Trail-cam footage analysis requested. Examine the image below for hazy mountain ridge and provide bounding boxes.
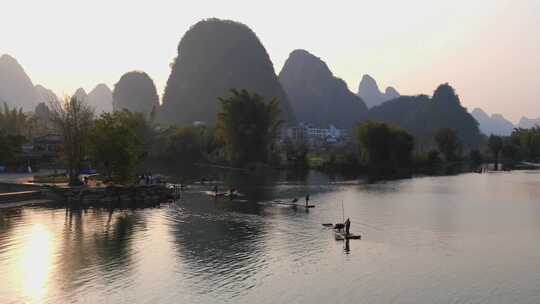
[518,116,540,129]
[87,83,113,114]
[73,88,88,102]
[0,54,39,110]
[279,49,367,129]
[34,84,60,106]
[470,108,514,136]
[160,18,294,125]
[357,74,400,108]
[368,84,481,147]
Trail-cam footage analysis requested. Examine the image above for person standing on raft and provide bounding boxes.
[305,194,310,207]
[344,218,351,236]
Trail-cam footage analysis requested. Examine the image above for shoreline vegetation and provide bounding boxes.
[2,88,540,195]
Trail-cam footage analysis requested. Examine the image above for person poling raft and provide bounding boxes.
[322,219,361,240]
[268,195,315,208]
[205,185,243,198]
[334,218,361,240]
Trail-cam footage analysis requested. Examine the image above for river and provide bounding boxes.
[1,170,540,303]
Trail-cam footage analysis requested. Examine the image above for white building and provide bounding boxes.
[283,123,347,144]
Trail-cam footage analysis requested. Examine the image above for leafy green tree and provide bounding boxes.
[427,150,442,166]
[282,137,309,168]
[511,127,540,161]
[501,139,520,163]
[356,121,414,168]
[216,89,282,165]
[88,110,141,183]
[50,96,94,185]
[487,135,503,170]
[0,133,26,164]
[469,149,483,166]
[165,127,203,162]
[151,125,218,163]
[0,102,34,138]
[435,128,461,161]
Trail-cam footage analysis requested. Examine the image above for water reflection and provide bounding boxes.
[1,171,540,303]
[168,193,267,297]
[55,208,145,295]
[19,224,54,303]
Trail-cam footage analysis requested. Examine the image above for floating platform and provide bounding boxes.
[265,200,315,208]
[334,231,361,240]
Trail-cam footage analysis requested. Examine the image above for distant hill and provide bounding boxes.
[471,108,514,136]
[368,83,481,148]
[113,71,159,117]
[518,116,540,129]
[0,54,39,110]
[357,74,400,108]
[279,49,367,129]
[34,84,60,106]
[73,88,88,102]
[160,18,294,125]
[87,83,113,114]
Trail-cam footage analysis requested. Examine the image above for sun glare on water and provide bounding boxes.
[18,224,55,303]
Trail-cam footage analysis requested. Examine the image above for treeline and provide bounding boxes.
[0,102,43,165]
[486,128,540,168]
[28,89,287,185]
[4,88,539,184]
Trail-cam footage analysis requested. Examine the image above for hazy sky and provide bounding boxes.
[1,0,538,122]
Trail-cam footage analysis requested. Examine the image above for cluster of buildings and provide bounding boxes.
[0,134,63,172]
[282,123,349,145]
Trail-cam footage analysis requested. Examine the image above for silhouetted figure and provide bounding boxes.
[212,185,218,195]
[228,188,237,199]
[305,194,310,207]
[344,239,350,254]
[345,218,351,236]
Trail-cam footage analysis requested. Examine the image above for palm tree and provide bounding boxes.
[216,89,282,165]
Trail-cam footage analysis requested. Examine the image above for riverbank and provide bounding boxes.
[44,184,179,208]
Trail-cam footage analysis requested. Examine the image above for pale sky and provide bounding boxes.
[1,0,538,123]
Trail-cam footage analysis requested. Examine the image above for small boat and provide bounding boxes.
[334,230,361,240]
[270,200,315,208]
[205,191,227,197]
[205,191,244,198]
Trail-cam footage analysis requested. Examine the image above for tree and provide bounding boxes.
[216,89,282,165]
[487,135,503,170]
[0,133,25,164]
[356,121,414,168]
[50,96,94,185]
[0,102,33,137]
[435,128,461,161]
[164,126,204,163]
[283,137,309,168]
[469,149,483,167]
[511,127,540,161]
[88,110,142,183]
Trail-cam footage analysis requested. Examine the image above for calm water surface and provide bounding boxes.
[1,171,540,303]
